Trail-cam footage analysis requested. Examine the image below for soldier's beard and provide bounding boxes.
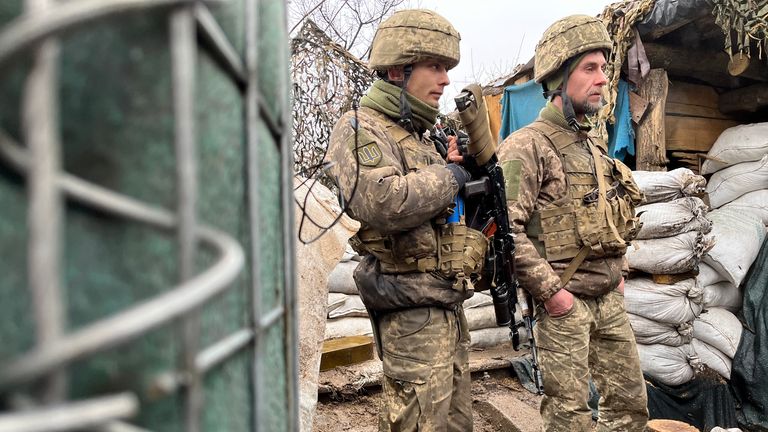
[573,97,604,116]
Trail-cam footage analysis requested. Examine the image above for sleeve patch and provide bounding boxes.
[501,159,523,201]
[347,130,382,167]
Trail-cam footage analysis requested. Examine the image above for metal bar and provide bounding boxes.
[243,0,263,429]
[278,2,300,429]
[148,328,255,398]
[23,0,66,404]
[194,3,247,86]
[0,393,138,432]
[259,306,283,329]
[170,5,202,432]
[0,132,245,390]
[98,421,153,432]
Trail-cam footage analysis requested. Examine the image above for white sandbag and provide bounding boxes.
[704,208,766,286]
[465,304,500,331]
[697,262,726,287]
[722,189,768,225]
[464,291,494,309]
[702,122,768,175]
[702,281,741,313]
[294,177,360,432]
[328,294,368,319]
[324,317,373,339]
[706,155,768,208]
[692,307,743,358]
[692,338,732,380]
[624,277,704,324]
[629,313,693,346]
[627,231,715,274]
[470,326,519,349]
[635,197,711,240]
[637,343,699,386]
[632,168,706,204]
[327,293,348,314]
[327,259,359,294]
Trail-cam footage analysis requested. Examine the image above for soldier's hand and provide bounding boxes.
[446,163,471,189]
[446,135,464,163]
[544,289,574,317]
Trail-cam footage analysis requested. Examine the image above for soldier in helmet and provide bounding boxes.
[496,15,648,431]
[325,9,486,432]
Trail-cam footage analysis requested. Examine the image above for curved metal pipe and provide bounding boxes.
[0,393,139,432]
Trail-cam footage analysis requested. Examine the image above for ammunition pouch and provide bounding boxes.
[437,223,488,293]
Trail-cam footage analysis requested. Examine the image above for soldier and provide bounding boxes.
[325,9,487,432]
[496,15,649,431]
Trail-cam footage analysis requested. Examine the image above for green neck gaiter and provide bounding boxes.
[360,80,439,133]
[540,101,591,131]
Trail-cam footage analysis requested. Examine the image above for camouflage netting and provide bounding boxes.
[291,20,375,178]
[597,0,656,139]
[712,0,768,59]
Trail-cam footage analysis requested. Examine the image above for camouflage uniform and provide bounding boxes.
[326,9,477,432]
[496,15,649,432]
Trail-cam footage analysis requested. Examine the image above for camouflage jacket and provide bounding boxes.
[497,118,629,302]
[326,106,459,275]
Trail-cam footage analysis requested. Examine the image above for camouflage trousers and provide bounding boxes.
[534,290,648,432]
[377,305,472,432]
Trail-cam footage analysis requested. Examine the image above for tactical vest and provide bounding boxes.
[349,108,487,287]
[524,120,644,269]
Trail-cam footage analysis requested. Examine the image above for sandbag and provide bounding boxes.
[629,313,693,346]
[702,281,741,313]
[627,231,714,274]
[324,317,373,339]
[464,291,494,309]
[637,343,700,386]
[625,277,704,324]
[697,262,726,287]
[465,304,500,331]
[327,259,359,294]
[327,292,348,314]
[692,338,732,380]
[721,189,768,225]
[692,308,743,358]
[469,326,519,349]
[632,168,706,204]
[328,294,368,319]
[706,155,768,209]
[704,208,766,287]
[635,197,711,240]
[702,122,768,175]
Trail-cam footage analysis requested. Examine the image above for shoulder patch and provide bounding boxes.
[347,130,382,167]
[501,159,523,201]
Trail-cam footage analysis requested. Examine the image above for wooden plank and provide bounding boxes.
[665,116,739,152]
[320,336,374,371]
[628,91,649,124]
[636,69,669,171]
[484,94,503,144]
[719,83,768,113]
[666,81,719,107]
[647,419,700,432]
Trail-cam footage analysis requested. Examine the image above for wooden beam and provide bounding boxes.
[719,83,768,113]
[665,116,739,152]
[644,43,768,88]
[636,69,669,171]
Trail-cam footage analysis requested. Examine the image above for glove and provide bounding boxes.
[446,163,471,189]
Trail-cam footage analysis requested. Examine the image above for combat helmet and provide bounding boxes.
[369,9,461,71]
[534,14,611,84]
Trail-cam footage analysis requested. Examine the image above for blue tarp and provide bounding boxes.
[499,80,546,141]
[606,79,635,161]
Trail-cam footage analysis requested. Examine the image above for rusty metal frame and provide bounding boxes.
[0,0,296,430]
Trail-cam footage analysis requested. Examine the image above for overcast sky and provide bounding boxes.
[412,0,613,112]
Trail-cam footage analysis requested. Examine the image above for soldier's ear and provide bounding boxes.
[387,67,404,82]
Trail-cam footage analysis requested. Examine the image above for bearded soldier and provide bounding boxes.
[496,15,649,431]
[325,9,487,432]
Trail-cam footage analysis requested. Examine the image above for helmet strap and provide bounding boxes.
[558,60,582,132]
[398,65,415,133]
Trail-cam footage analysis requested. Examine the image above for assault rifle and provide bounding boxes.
[453,84,544,395]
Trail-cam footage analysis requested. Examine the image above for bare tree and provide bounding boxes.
[288,0,410,59]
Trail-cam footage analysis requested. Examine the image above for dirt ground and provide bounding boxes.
[312,369,541,432]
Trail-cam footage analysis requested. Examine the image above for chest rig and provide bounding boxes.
[524,120,644,281]
[350,109,486,291]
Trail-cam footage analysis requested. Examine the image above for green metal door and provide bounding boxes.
[0,1,296,431]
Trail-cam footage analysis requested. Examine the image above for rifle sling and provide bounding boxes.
[559,245,590,286]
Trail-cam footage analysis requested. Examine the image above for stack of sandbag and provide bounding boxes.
[703,123,768,220]
[324,266,514,349]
